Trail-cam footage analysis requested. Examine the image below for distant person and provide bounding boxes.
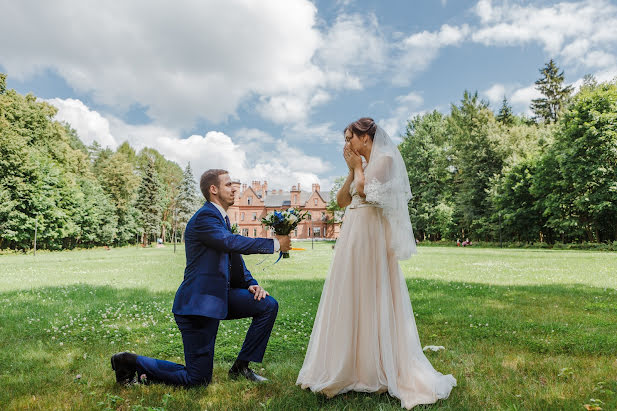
[296,118,456,408]
[456,238,461,247]
[111,169,291,387]
[462,238,472,247]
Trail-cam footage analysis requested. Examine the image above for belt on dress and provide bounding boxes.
[347,203,375,209]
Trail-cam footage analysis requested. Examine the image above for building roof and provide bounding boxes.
[263,190,331,207]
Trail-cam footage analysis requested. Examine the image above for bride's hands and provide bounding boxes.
[343,143,362,170]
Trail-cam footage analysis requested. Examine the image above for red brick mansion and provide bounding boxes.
[227,180,341,240]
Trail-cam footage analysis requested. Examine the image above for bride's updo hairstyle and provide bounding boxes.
[345,117,377,141]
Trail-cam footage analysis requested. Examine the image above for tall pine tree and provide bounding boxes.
[175,162,200,241]
[496,96,514,125]
[136,156,162,245]
[531,59,573,123]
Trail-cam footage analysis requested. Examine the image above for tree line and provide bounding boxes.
[400,60,617,245]
[2,58,616,250]
[0,73,201,251]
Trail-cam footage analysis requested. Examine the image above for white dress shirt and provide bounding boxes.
[209,202,279,253]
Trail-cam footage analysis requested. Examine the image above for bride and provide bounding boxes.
[296,118,456,409]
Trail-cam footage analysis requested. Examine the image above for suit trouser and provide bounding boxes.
[135,288,278,386]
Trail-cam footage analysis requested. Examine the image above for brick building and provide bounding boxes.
[227,180,341,240]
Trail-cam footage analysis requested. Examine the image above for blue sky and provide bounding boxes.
[1,0,616,191]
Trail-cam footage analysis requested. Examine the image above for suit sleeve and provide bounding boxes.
[192,209,274,254]
[230,253,258,288]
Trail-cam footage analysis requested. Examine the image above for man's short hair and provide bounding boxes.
[200,169,228,201]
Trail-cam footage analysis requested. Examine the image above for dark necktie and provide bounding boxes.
[224,214,236,286]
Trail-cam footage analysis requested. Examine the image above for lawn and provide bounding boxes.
[1,243,616,410]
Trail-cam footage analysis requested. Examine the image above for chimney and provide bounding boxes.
[291,185,297,191]
[315,183,320,192]
[263,181,268,194]
[297,182,301,192]
[242,183,247,192]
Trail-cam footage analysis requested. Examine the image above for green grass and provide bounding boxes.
[1,243,616,410]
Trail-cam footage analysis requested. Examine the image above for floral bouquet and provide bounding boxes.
[261,208,307,258]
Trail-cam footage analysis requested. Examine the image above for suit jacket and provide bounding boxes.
[172,201,274,319]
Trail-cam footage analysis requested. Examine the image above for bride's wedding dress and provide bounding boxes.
[296,178,456,408]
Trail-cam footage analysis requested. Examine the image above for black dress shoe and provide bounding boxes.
[229,364,268,382]
[110,352,138,384]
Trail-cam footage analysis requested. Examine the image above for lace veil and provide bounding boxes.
[364,125,417,259]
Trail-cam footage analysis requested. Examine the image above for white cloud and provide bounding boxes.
[483,84,507,105]
[46,97,329,190]
[1,0,334,128]
[257,13,387,124]
[378,92,424,138]
[233,128,276,144]
[46,98,117,148]
[316,13,387,80]
[472,0,617,70]
[284,121,342,145]
[481,83,542,115]
[393,24,470,86]
[2,2,396,130]
[510,85,542,109]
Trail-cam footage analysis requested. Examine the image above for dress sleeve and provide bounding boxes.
[364,155,394,206]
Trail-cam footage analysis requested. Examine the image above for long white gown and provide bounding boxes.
[296,181,456,409]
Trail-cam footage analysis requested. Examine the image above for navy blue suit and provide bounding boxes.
[135,201,278,386]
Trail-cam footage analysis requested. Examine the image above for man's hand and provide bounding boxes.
[248,285,269,301]
[276,235,291,252]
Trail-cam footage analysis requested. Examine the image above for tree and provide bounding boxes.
[496,96,514,126]
[135,156,163,245]
[137,148,182,242]
[549,80,617,242]
[449,91,504,240]
[176,162,200,240]
[326,176,347,212]
[74,177,118,246]
[399,111,454,240]
[0,73,6,94]
[531,59,573,123]
[491,159,545,242]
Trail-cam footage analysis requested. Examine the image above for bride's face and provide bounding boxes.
[344,129,367,154]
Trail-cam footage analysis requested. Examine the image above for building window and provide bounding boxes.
[241,212,245,221]
[294,229,298,237]
[253,228,257,237]
[314,198,318,206]
[242,228,249,236]
[307,212,312,221]
[252,212,257,221]
[247,196,252,205]
[313,227,321,237]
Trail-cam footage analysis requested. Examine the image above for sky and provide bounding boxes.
[1,0,616,191]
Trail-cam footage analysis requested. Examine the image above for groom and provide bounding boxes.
[111,169,291,386]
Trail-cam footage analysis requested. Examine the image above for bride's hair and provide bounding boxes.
[344,117,377,141]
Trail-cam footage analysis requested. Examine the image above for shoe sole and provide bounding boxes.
[228,371,268,382]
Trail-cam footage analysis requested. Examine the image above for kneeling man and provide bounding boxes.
[111,169,290,386]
